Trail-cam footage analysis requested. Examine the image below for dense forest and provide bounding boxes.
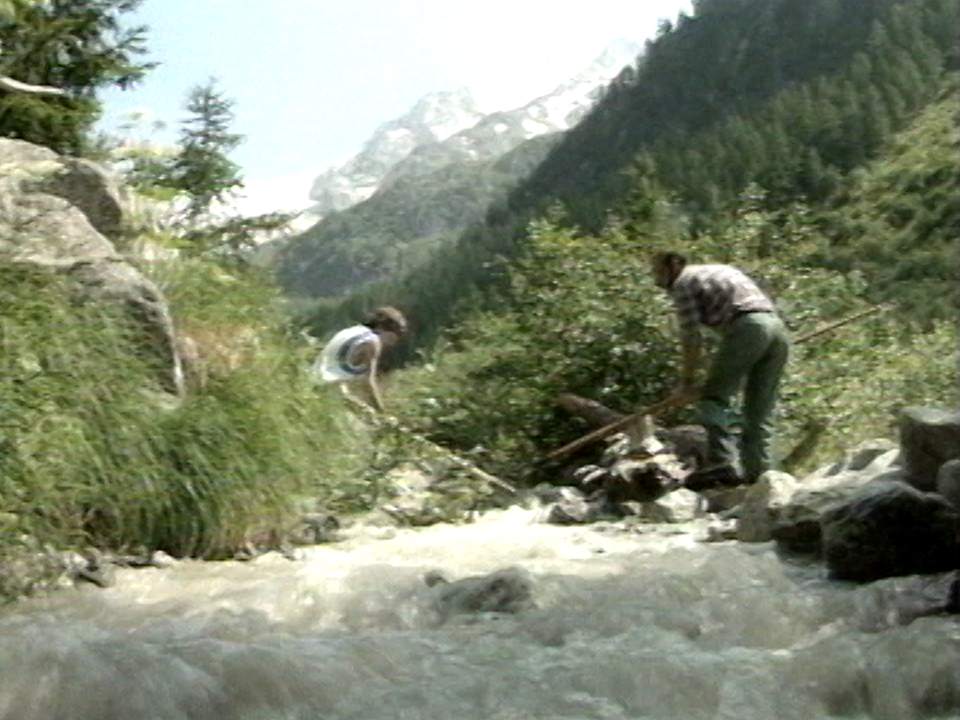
[299,0,958,350]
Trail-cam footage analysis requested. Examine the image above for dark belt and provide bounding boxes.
[729,308,775,323]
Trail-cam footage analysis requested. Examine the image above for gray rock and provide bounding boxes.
[426,567,535,623]
[599,432,633,466]
[605,452,683,504]
[571,464,609,489]
[546,488,603,525]
[702,519,739,543]
[0,138,123,240]
[846,439,899,472]
[526,483,570,506]
[771,468,879,556]
[423,569,448,587]
[73,564,117,588]
[699,485,749,515]
[656,424,708,469]
[0,138,184,397]
[149,550,176,568]
[736,471,799,543]
[845,571,960,630]
[803,441,898,482]
[821,480,960,582]
[641,488,701,524]
[288,513,341,545]
[63,549,117,588]
[898,407,960,491]
[936,459,960,511]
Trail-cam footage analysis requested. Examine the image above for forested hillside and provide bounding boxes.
[274,133,560,299]
[301,0,958,350]
[814,87,958,319]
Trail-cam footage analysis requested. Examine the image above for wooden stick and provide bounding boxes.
[791,304,885,345]
[543,305,887,463]
[543,396,687,463]
[343,393,518,495]
[0,75,66,95]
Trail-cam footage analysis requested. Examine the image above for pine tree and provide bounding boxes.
[164,78,244,219]
[0,0,153,154]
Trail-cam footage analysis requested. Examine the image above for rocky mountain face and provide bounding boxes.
[304,40,642,222]
[307,87,486,218]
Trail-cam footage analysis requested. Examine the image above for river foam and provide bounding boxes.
[0,507,957,720]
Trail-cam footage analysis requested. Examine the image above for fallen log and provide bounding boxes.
[545,395,689,463]
[556,392,708,468]
[553,392,827,474]
[555,393,625,428]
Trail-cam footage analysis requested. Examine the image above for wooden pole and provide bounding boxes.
[343,393,518,495]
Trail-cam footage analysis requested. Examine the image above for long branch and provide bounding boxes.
[0,74,65,95]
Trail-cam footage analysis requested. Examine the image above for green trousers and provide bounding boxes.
[697,311,790,482]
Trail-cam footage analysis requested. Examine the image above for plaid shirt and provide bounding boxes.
[669,264,775,346]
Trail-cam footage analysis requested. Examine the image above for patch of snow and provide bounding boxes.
[521,118,550,135]
[233,168,319,217]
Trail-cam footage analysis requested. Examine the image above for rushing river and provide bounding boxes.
[0,506,957,720]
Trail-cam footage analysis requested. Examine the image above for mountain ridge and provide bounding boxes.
[302,39,641,223]
[268,40,643,297]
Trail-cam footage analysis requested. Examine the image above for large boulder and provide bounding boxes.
[770,441,901,555]
[898,407,960,491]
[843,570,960,630]
[0,138,183,397]
[820,480,960,582]
[423,567,535,626]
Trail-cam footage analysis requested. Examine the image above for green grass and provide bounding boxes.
[0,260,373,600]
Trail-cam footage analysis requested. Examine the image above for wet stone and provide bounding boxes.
[424,567,536,626]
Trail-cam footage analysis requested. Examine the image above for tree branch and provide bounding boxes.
[0,74,65,95]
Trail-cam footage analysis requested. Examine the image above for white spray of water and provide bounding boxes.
[0,507,957,720]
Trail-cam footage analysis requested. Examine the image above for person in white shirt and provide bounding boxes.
[312,306,408,412]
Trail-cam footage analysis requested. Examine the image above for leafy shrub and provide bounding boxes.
[388,199,957,481]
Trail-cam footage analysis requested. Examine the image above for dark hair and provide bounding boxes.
[651,251,688,268]
[363,306,408,335]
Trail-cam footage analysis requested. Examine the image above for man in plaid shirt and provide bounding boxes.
[651,252,791,490]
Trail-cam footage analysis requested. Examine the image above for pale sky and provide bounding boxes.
[98,0,692,193]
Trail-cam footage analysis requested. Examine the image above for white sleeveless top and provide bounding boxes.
[311,325,380,382]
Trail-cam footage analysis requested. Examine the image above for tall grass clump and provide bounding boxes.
[0,259,369,594]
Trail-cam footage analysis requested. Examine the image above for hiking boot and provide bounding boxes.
[683,465,743,492]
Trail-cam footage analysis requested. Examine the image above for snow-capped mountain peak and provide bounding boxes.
[246,40,642,223]
[306,86,485,213]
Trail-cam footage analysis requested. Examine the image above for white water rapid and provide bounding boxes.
[0,507,957,720]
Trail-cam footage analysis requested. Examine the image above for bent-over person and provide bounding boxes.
[650,252,790,490]
[311,306,408,412]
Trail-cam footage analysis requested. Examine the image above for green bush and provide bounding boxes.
[388,216,682,478]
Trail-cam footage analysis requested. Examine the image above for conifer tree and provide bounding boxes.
[0,0,153,154]
[164,78,243,219]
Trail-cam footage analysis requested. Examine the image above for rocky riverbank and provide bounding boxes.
[16,407,959,627]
